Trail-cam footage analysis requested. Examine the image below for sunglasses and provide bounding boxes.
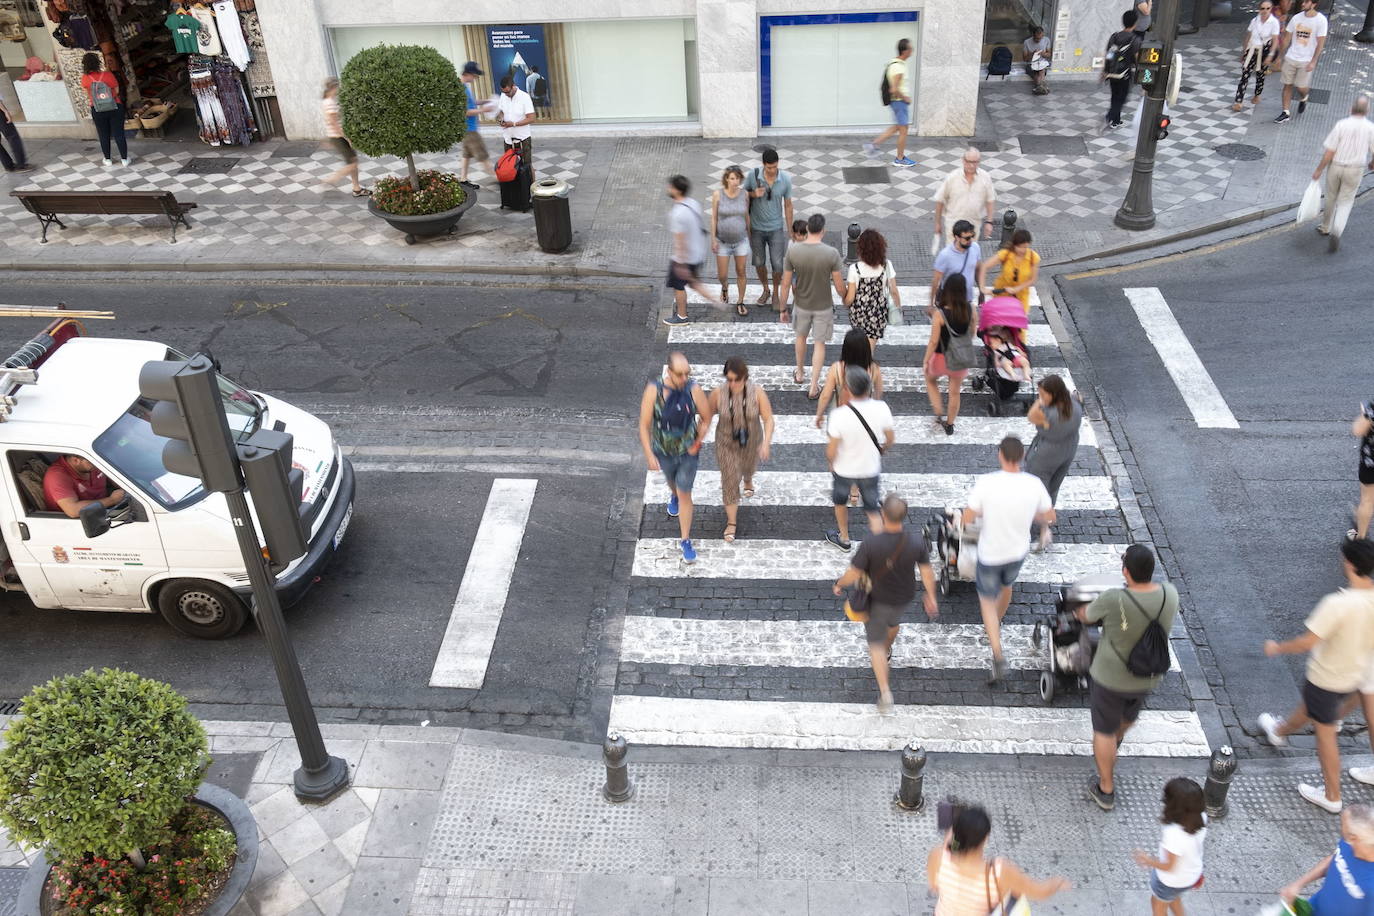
[957,234,975,241]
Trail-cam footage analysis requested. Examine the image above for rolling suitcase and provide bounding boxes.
[497,147,533,212]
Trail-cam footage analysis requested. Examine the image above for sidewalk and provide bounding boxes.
[1,715,1368,915]
[2,5,1371,280]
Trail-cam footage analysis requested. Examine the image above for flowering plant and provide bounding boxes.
[372,169,468,216]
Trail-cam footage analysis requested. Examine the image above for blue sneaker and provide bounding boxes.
[662,313,691,326]
[667,494,679,517]
[825,530,853,551]
[893,156,916,167]
[681,539,697,563]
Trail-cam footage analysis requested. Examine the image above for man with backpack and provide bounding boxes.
[864,38,915,167]
[1077,544,1179,811]
[664,174,722,325]
[638,352,714,564]
[1101,10,1142,130]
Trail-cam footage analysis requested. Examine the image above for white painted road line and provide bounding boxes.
[642,471,1117,511]
[621,618,1179,672]
[665,364,1075,394]
[687,285,1042,310]
[631,538,1126,582]
[759,414,1098,447]
[668,322,1058,348]
[607,696,1210,755]
[1125,287,1238,429]
[429,478,538,689]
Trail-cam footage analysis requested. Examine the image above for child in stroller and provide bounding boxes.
[969,295,1032,416]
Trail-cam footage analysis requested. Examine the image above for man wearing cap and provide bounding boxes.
[459,62,492,185]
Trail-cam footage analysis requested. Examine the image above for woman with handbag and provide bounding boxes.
[923,273,979,436]
[842,228,902,351]
[709,357,774,543]
[928,806,1070,915]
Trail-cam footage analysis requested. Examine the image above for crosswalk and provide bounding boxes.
[610,284,1209,757]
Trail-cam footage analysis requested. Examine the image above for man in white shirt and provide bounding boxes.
[963,436,1055,684]
[1312,95,1374,251]
[495,75,537,178]
[934,149,997,243]
[825,367,895,551]
[1274,0,1328,124]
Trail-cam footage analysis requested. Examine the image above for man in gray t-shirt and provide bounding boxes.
[778,213,845,396]
[1023,26,1051,95]
[664,174,722,326]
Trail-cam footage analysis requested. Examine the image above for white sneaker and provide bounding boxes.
[1299,782,1343,814]
[1258,712,1288,747]
[102,158,112,167]
[121,157,131,167]
[1350,766,1374,786]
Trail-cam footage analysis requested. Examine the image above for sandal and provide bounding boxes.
[793,367,805,385]
[352,187,373,197]
[735,303,748,317]
[742,482,755,499]
[756,290,771,305]
[723,523,737,543]
[807,387,821,400]
[720,285,729,304]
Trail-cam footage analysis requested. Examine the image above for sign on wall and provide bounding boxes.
[486,24,552,109]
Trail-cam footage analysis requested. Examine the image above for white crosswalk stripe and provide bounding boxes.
[760,414,1098,447]
[642,472,1117,510]
[687,285,1043,310]
[670,364,1076,393]
[668,322,1059,348]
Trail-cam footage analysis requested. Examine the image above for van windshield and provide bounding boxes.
[92,354,263,509]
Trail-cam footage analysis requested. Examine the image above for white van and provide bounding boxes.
[0,319,355,638]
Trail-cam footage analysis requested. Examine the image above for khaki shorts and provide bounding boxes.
[1281,57,1314,90]
[462,132,489,162]
[793,307,834,343]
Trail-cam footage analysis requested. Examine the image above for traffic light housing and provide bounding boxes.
[1155,114,1172,140]
[237,429,308,567]
[1136,40,1164,87]
[138,355,242,492]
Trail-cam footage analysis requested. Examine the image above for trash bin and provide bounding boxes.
[532,178,573,253]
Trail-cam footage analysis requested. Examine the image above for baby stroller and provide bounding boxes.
[969,295,1032,416]
[1030,572,1121,703]
[923,507,979,596]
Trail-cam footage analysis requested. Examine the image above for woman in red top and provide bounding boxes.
[81,52,128,166]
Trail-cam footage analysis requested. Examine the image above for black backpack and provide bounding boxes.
[987,45,1013,77]
[1112,589,1171,678]
[1105,32,1138,78]
[879,59,901,105]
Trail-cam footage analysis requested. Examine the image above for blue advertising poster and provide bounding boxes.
[486,24,551,108]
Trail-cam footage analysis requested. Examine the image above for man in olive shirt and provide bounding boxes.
[1076,544,1178,811]
[777,213,846,398]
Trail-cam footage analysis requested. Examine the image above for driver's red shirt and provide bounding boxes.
[42,457,108,511]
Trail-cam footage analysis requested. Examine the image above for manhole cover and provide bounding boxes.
[969,139,1000,152]
[1214,143,1266,161]
[841,166,890,185]
[271,141,320,159]
[0,868,24,916]
[1018,134,1088,155]
[179,156,241,175]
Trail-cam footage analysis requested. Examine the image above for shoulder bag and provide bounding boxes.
[987,859,1032,915]
[843,532,906,622]
[847,403,885,455]
[942,305,981,372]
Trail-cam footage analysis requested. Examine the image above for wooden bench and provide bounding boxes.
[10,190,197,244]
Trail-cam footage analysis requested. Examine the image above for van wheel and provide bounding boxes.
[157,580,248,639]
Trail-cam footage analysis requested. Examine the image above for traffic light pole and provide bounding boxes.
[1115,0,1182,230]
[225,487,349,802]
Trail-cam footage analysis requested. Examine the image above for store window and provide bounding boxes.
[0,0,65,122]
[983,0,1057,69]
[329,18,698,125]
[761,12,918,129]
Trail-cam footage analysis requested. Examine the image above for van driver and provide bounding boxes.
[43,456,125,519]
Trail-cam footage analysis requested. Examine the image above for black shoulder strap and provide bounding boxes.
[848,403,884,455]
[1123,587,1167,624]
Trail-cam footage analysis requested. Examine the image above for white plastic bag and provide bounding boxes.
[1296,179,1323,223]
[930,232,942,257]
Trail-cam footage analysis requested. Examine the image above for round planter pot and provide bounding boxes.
[17,781,259,916]
[367,184,479,245]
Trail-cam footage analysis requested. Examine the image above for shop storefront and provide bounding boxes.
[0,0,278,142]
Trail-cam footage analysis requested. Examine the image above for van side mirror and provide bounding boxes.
[79,502,110,539]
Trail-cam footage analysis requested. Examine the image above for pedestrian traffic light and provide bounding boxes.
[237,429,308,567]
[138,355,242,492]
[1155,114,1171,140]
[1136,40,1164,87]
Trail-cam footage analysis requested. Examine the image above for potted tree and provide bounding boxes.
[0,668,258,916]
[341,44,477,244]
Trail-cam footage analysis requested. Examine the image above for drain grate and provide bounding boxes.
[1214,143,1266,161]
[1018,134,1087,155]
[0,700,18,715]
[969,139,1000,152]
[0,867,23,916]
[841,166,890,185]
[270,141,321,159]
[179,156,241,175]
[1302,88,1331,105]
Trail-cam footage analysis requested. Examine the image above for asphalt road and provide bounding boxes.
[1058,199,1373,742]
[0,278,656,734]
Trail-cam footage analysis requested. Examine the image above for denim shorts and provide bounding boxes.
[750,227,788,273]
[657,451,699,493]
[1150,871,1194,902]
[831,474,879,511]
[890,100,911,126]
[974,557,1025,597]
[716,237,751,258]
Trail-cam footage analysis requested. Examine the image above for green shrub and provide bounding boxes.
[373,169,467,216]
[340,44,467,202]
[0,668,209,860]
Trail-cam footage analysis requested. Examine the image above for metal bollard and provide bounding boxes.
[1203,745,1237,818]
[999,209,1019,248]
[845,222,862,266]
[602,732,635,803]
[893,743,927,812]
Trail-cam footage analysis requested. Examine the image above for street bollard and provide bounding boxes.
[999,209,1018,248]
[893,743,927,812]
[1203,745,1237,818]
[845,222,862,266]
[602,732,635,803]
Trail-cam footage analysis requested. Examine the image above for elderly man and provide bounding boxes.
[43,455,125,519]
[934,148,997,243]
[1312,95,1374,252]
